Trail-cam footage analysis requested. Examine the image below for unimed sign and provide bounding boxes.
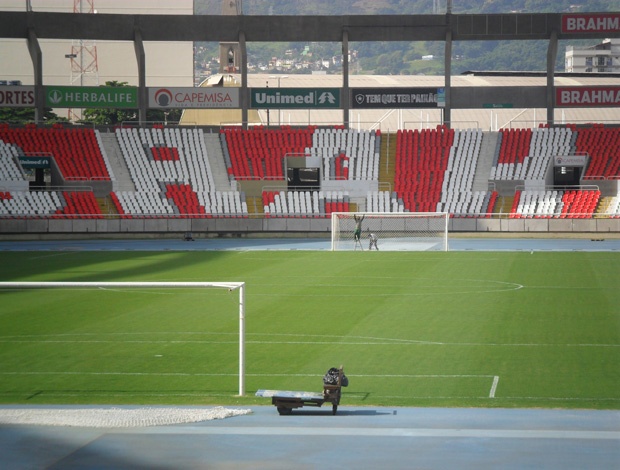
[556,87,620,107]
[251,88,340,109]
[562,14,620,33]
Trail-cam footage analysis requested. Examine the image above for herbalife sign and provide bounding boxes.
[46,86,138,108]
[251,88,339,109]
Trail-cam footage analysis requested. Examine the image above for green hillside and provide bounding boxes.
[194,1,620,75]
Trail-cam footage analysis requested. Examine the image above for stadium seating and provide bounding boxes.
[1,122,618,220]
[573,124,620,180]
[262,189,348,218]
[510,189,601,218]
[0,123,112,181]
[492,127,572,182]
[222,126,381,182]
[0,140,24,182]
[394,126,496,216]
[0,189,103,219]
[221,126,313,180]
[113,126,247,218]
[54,191,103,219]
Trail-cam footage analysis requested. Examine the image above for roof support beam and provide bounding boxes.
[342,29,350,129]
[240,29,247,129]
[3,12,617,42]
[134,26,147,123]
[26,27,44,124]
[546,29,559,125]
[444,27,453,128]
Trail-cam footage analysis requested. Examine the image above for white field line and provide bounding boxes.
[0,332,616,347]
[0,372,495,378]
[0,372,501,399]
[490,376,499,398]
[27,252,75,260]
[3,277,523,297]
[2,390,618,402]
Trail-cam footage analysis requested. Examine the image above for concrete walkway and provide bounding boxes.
[1,405,618,469]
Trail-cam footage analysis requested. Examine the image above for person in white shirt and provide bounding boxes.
[368,232,378,250]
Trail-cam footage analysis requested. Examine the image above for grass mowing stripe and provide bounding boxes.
[0,250,618,409]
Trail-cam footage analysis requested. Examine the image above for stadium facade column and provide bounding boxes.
[342,29,349,129]
[443,27,452,128]
[240,30,248,130]
[26,27,44,125]
[134,27,147,124]
[546,30,558,125]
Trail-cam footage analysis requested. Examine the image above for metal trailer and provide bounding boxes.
[256,366,345,415]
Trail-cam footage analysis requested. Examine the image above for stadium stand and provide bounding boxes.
[0,140,24,182]
[574,124,620,180]
[112,126,247,218]
[221,125,381,183]
[1,123,619,220]
[0,123,112,181]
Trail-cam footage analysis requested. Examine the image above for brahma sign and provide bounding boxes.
[556,87,620,107]
[562,14,620,33]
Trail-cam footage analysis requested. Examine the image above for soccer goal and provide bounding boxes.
[331,212,449,251]
[0,281,247,396]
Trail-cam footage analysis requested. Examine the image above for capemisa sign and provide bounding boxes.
[352,88,439,109]
[149,87,239,108]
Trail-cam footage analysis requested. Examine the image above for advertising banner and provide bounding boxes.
[46,86,137,108]
[0,86,35,107]
[251,88,340,109]
[562,14,620,33]
[556,87,620,107]
[18,156,51,169]
[351,88,439,109]
[554,155,588,167]
[149,87,239,108]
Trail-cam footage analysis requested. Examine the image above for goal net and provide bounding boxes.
[331,212,449,251]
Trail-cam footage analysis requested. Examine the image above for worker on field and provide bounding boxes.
[353,214,364,250]
[368,231,379,250]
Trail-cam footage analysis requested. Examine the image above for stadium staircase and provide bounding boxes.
[472,132,497,192]
[246,196,264,217]
[203,133,233,192]
[96,196,117,216]
[379,132,396,191]
[99,132,133,191]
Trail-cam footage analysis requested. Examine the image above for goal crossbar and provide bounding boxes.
[0,281,247,396]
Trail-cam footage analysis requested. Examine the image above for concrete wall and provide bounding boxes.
[2,216,619,235]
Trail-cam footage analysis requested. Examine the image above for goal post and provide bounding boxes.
[331,212,449,251]
[0,281,247,396]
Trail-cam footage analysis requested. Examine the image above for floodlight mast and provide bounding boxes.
[0,281,246,396]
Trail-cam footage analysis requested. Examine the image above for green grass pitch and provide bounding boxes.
[0,250,618,410]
